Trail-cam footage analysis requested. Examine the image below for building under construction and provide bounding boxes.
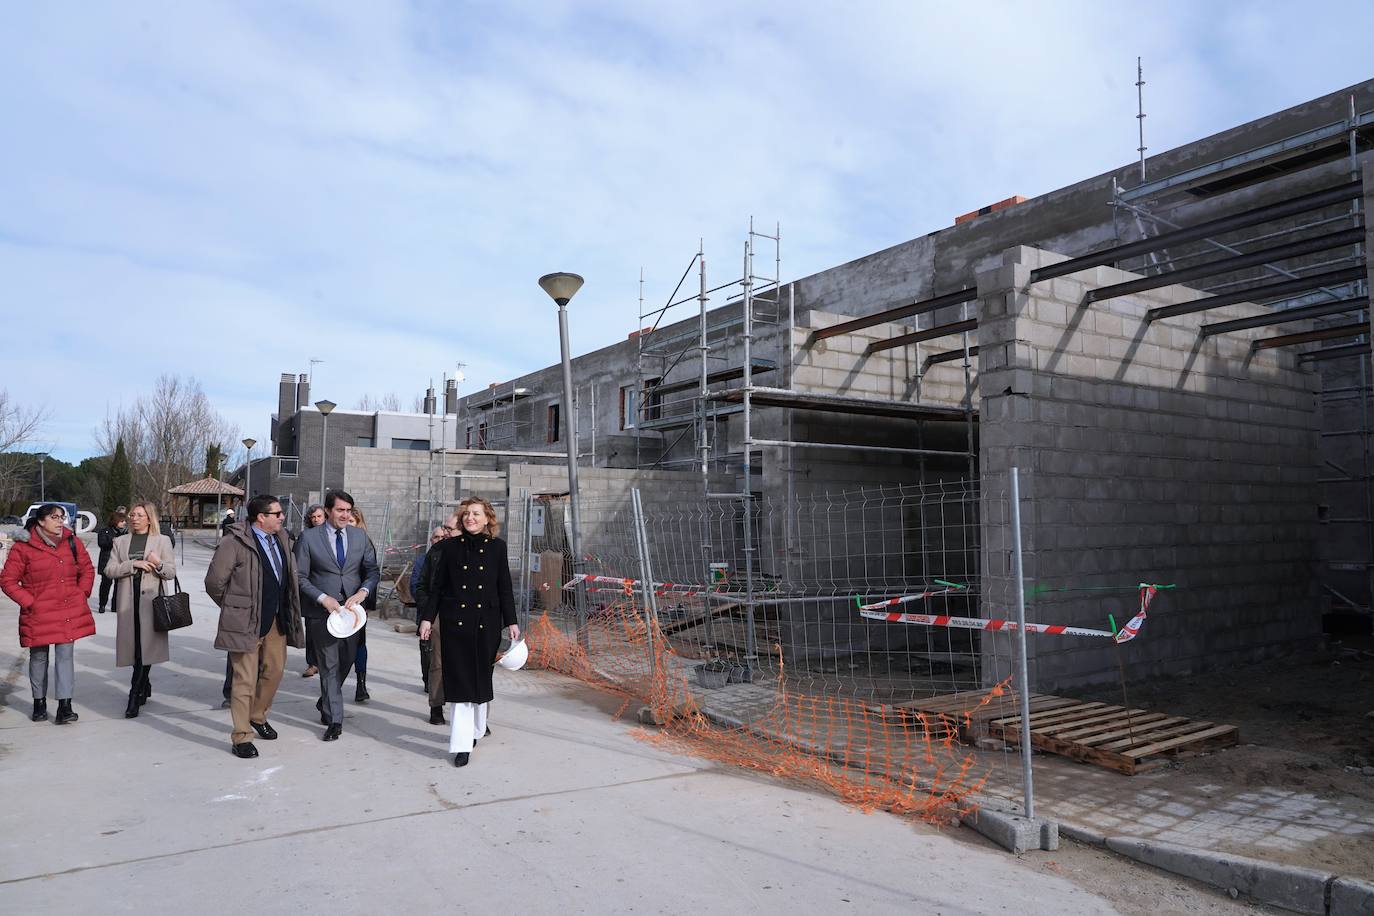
[421,79,1374,690]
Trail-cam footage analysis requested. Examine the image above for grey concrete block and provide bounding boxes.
[960,805,1058,855]
[1331,875,1374,915]
[1103,837,1332,914]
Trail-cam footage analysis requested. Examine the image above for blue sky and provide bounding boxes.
[5,1,1373,463]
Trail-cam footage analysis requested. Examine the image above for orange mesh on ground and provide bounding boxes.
[526,603,1003,824]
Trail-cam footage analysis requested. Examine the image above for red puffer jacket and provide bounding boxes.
[1,527,97,648]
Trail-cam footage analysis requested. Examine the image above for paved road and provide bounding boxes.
[0,537,1142,915]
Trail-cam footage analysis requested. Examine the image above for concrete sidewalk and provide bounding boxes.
[1,538,1142,916]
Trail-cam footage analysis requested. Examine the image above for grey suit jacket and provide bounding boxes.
[294,524,381,620]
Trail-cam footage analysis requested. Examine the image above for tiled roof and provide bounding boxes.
[166,476,245,496]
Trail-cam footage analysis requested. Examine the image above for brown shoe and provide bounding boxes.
[302,666,318,678]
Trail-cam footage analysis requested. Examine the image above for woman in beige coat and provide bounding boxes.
[105,501,177,718]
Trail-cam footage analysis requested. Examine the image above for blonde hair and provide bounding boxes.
[350,506,367,531]
[130,500,162,540]
[458,496,500,537]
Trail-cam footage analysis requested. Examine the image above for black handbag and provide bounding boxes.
[152,576,193,632]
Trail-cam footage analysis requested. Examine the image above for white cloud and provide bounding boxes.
[3,0,1372,460]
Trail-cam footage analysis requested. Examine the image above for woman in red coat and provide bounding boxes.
[0,504,96,724]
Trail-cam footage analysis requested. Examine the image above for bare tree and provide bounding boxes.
[355,392,403,412]
[94,375,239,509]
[0,390,48,506]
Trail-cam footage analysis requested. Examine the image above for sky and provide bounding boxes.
[4,1,1374,464]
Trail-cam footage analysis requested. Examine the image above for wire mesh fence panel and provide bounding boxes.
[513,477,1049,822]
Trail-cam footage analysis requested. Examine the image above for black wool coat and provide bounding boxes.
[419,532,517,704]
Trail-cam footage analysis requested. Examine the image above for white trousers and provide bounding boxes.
[448,701,488,753]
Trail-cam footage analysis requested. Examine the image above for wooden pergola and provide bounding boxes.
[166,477,244,529]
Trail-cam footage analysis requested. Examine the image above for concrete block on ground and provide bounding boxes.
[1331,876,1374,915]
[960,805,1058,855]
[1103,837,1332,914]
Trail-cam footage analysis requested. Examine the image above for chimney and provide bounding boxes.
[277,374,297,454]
[444,378,458,415]
[296,376,311,410]
[424,386,437,415]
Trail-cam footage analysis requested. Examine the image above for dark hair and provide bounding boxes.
[25,504,64,531]
[246,494,281,525]
[304,504,325,527]
[324,490,355,510]
[108,510,127,526]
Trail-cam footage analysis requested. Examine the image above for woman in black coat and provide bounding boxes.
[418,496,518,768]
[95,510,126,613]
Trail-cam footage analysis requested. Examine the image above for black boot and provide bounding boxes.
[140,666,152,704]
[31,698,47,722]
[55,699,78,724]
[124,688,141,718]
[354,673,370,703]
[429,705,447,725]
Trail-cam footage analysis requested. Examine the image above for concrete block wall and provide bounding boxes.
[978,245,1322,690]
[793,310,975,408]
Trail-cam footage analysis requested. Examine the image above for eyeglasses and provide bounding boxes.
[442,525,457,532]
[266,511,285,517]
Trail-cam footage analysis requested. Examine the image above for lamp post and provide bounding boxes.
[315,400,336,499]
[242,438,257,505]
[37,453,48,501]
[538,272,588,649]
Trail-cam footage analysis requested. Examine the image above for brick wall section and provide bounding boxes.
[978,245,1322,690]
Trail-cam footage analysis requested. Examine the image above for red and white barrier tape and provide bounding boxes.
[860,584,1156,644]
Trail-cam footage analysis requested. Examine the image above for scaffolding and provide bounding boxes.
[631,220,982,672]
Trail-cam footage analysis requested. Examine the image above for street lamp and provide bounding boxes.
[242,438,257,505]
[37,452,48,501]
[538,272,588,648]
[314,400,336,499]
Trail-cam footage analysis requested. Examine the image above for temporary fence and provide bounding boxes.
[498,469,1173,822]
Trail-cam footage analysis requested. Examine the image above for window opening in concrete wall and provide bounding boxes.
[620,385,637,430]
[477,423,487,449]
[355,437,374,447]
[548,403,561,443]
[390,437,430,451]
[278,457,298,478]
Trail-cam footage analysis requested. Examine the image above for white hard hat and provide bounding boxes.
[497,638,528,671]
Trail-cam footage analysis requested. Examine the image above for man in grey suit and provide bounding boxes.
[294,490,379,741]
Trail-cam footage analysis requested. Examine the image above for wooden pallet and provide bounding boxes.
[984,699,1239,775]
[867,689,1078,736]
[873,689,1239,775]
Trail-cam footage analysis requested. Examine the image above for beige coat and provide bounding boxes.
[106,533,177,667]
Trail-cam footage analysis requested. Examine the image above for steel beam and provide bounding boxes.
[1146,265,1366,322]
[925,345,981,366]
[809,287,978,342]
[1085,226,1365,304]
[1253,322,1366,351]
[1200,296,1368,337]
[867,318,977,353]
[1031,180,1363,284]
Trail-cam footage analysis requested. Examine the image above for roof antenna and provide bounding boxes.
[1136,56,1147,183]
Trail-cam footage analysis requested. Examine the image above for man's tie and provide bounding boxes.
[334,528,346,569]
[266,536,282,581]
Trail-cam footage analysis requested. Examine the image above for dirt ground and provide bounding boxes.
[1069,637,1374,804]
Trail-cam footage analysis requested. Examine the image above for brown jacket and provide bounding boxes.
[205,522,305,653]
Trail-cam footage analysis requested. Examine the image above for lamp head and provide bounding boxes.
[315,399,337,417]
[538,272,584,306]
[242,437,257,451]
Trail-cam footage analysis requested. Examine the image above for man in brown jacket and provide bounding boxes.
[205,494,306,759]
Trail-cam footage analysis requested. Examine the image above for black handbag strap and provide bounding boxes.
[154,574,182,598]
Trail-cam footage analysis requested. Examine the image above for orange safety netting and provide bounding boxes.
[525,602,1007,824]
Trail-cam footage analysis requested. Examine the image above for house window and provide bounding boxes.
[620,385,637,430]
[278,457,299,478]
[478,423,488,449]
[355,437,374,448]
[390,438,431,451]
[465,426,473,448]
[645,377,662,421]
[547,403,560,443]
